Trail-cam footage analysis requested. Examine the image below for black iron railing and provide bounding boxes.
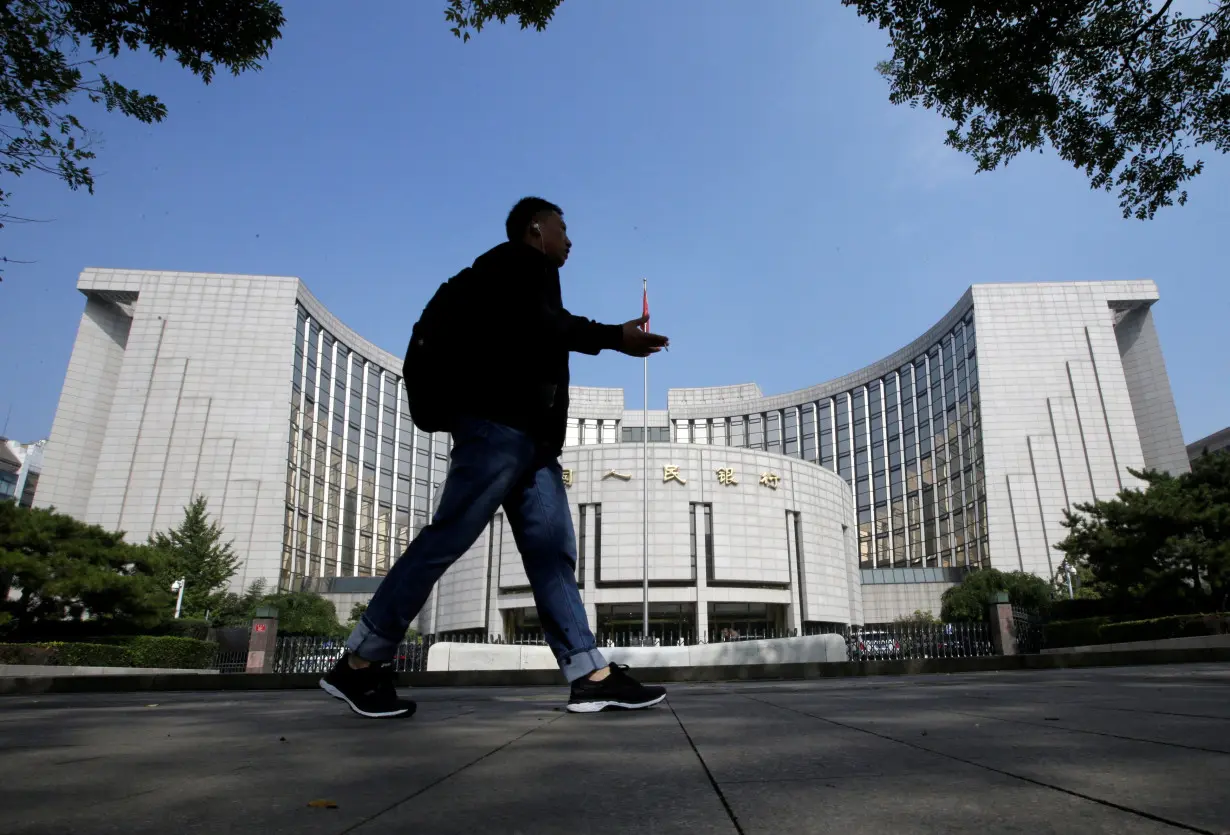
[256,622,1013,674]
[1012,606,1044,654]
[845,622,995,661]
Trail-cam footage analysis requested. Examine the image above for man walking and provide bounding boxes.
[321,197,671,718]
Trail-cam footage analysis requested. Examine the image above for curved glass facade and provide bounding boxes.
[668,308,987,572]
[283,301,987,586]
[283,303,448,588]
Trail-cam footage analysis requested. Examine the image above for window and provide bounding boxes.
[578,504,591,588]
[692,502,715,581]
[784,408,799,456]
[748,414,764,450]
[766,411,781,453]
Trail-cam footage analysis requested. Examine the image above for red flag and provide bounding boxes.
[642,286,649,332]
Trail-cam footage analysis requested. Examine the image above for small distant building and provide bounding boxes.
[0,438,46,508]
[1187,427,1230,463]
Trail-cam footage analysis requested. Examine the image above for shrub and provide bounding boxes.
[941,568,1053,622]
[122,636,218,669]
[1042,612,1230,648]
[0,643,47,664]
[0,642,135,667]
[1043,617,1114,649]
[1098,613,1229,645]
[156,618,212,640]
[0,637,218,669]
[1049,597,1122,622]
[54,642,137,667]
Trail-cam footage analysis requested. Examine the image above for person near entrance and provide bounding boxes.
[321,197,671,718]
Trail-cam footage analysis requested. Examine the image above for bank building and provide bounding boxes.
[36,271,1189,640]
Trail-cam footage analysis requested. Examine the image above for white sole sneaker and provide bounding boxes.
[319,679,415,718]
[566,693,667,713]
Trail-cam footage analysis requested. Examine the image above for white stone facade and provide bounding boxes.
[37,271,1186,630]
[423,444,860,639]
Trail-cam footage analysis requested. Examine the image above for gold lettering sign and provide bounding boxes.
[602,470,632,481]
[663,465,687,485]
[759,472,781,490]
[716,467,738,486]
[561,468,574,488]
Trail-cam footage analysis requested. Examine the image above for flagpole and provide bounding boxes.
[642,278,650,645]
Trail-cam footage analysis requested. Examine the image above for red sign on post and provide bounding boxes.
[253,623,267,633]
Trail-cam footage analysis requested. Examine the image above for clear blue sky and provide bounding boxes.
[2,1,1227,445]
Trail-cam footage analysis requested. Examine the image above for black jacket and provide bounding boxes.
[447,241,622,455]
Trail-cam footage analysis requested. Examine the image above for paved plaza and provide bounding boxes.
[2,664,1229,834]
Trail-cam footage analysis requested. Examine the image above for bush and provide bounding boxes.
[262,591,346,637]
[941,568,1053,622]
[1043,617,1114,649]
[122,636,218,669]
[0,642,135,667]
[1099,613,1230,645]
[1049,598,1122,622]
[0,637,217,669]
[1042,612,1230,648]
[156,618,211,640]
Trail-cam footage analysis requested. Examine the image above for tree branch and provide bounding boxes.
[1114,0,1175,47]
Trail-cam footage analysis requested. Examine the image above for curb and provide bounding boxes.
[3,646,1228,696]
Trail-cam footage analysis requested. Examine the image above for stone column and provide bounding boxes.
[246,605,280,673]
[987,591,1017,656]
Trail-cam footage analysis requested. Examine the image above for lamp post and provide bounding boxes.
[170,578,186,619]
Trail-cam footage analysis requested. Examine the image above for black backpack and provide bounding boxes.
[402,269,469,433]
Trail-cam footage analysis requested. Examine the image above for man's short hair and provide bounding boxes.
[506,196,563,242]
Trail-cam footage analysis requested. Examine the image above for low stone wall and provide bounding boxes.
[0,665,221,678]
[5,647,1230,696]
[426,634,849,672]
[1041,633,1230,655]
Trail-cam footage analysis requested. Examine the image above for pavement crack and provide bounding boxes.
[668,699,746,835]
[970,699,1230,723]
[741,694,1220,835]
[945,707,1230,756]
[335,711,564,835]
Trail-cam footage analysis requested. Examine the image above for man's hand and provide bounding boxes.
[618,314,670,357]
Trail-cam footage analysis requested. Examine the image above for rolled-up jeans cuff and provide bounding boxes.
[345,617,399,663]
[559,647,607,683]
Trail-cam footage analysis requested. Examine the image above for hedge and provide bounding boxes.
[0,642,134,667]
[1043,612,1229,649]
[123,636,217,670]
[1043,617,1114,649]
[157,618,212,641]
[0,636,218,669]
[1098,613,1229,645]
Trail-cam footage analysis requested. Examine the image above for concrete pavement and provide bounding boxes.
[2,664,1228,834]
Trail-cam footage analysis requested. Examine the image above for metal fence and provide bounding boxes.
[1013,606,1044,654]
[211,649,249,674]
[249,622,1007,674]
[845,622,994,661]
[265,635,439,674]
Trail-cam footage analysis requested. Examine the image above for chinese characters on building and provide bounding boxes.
[558,465,782,489]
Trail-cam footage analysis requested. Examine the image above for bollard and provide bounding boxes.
[987,591,1018,656]
[246,605,280,674]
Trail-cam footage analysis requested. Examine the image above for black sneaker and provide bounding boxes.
[320,653,416,719]
[567,663,666,713]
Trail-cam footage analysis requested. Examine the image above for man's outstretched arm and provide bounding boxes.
[542,306,670,357]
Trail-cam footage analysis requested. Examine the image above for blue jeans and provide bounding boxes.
[346,417,607,682]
